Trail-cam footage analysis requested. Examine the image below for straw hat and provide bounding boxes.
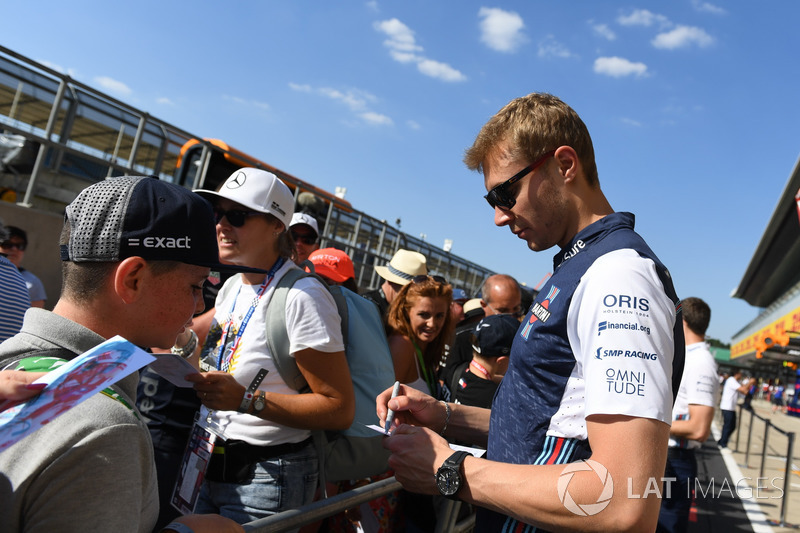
[374,249,427,285]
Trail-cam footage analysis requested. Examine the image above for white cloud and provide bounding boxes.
[617,9,671,29]
[374,18,423,54]
[222,94,270,111]
[592,23,616,41]
[156,97,173,105]
[621,117,642,127]
[318,87,376,112]
[94,76,132,97]
[417,59,467,82]
[406,120,421,130]
[593,56,648,78]
[374,18,466,82]
[389,51,418,64]
[537,36,574,59]
[478,7,526,53]
[365,1,379,12]
[290,83,392,126]
[360,112,393,126]
[288,82,312,93]
[692,0,726,15]
[652,25,714,49]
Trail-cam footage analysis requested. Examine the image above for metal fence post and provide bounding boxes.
[779,432,795,527]
[744,408,755,467]
[735,404,743,452]
[760,419,771,480]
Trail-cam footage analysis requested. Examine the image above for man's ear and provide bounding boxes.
[113,257,148,304]
[554,145,579,183]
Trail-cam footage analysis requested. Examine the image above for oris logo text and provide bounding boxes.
[603,294,649,311]
[602,294,650,317]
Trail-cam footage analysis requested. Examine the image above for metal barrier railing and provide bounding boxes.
[734,404,796,527]
[242,476,475,533]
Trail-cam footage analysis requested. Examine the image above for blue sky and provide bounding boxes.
[3,1,800,343]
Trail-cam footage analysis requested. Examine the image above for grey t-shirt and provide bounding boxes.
[0,309,158,533]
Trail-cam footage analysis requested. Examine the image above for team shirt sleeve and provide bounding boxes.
[568,248,676,424]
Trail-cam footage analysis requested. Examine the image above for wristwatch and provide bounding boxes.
[435,450,470,499]
[170,329,198,359]
[252,390,266,413]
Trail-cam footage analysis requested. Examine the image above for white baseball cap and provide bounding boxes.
[194,167,294,228]
[290,212,319,237]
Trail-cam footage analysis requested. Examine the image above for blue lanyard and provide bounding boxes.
[217,257,286,372]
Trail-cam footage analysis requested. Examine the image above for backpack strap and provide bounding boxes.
[448,360,470,402]
[263,262,349,498]
[265,267,311,393]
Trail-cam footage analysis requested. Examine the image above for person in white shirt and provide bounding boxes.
[718,369,749,448]
[188,168,355,524]
[658,297,719,532]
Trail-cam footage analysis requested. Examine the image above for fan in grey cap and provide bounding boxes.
[0,175,244,533]
[61,175,261,273]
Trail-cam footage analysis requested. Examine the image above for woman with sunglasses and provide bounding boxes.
[386,275,454,396]
[188,168,355,525]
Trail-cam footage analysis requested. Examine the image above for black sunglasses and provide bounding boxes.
[0,241,26,251]
[213,208,260,227]
[291,232,318,245]
[412,275,448,285]
[484,150,555,210]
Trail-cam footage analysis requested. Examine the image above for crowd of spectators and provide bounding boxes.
[1,90,766,533]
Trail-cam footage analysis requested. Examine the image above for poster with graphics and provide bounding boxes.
[0,336,154,452]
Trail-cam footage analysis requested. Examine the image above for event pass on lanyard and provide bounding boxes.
[171,368,269,513]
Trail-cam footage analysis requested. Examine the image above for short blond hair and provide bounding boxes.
[464,92,599,186]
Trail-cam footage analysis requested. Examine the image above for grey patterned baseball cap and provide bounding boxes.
[60,176,262,273]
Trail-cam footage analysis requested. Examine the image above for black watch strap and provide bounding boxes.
[444,450,470,469]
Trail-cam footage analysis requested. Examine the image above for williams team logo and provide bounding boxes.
[558,459,614,516]
[521,285,560,340]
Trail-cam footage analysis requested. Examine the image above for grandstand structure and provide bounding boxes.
[0,44,496,296]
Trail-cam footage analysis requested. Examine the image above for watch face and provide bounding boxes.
[436,466,461,496]
[253,396,265,412]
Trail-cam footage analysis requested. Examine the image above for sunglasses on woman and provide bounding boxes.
[213,208,260,227]
[484,150,555,210]
[291,232,318,245]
